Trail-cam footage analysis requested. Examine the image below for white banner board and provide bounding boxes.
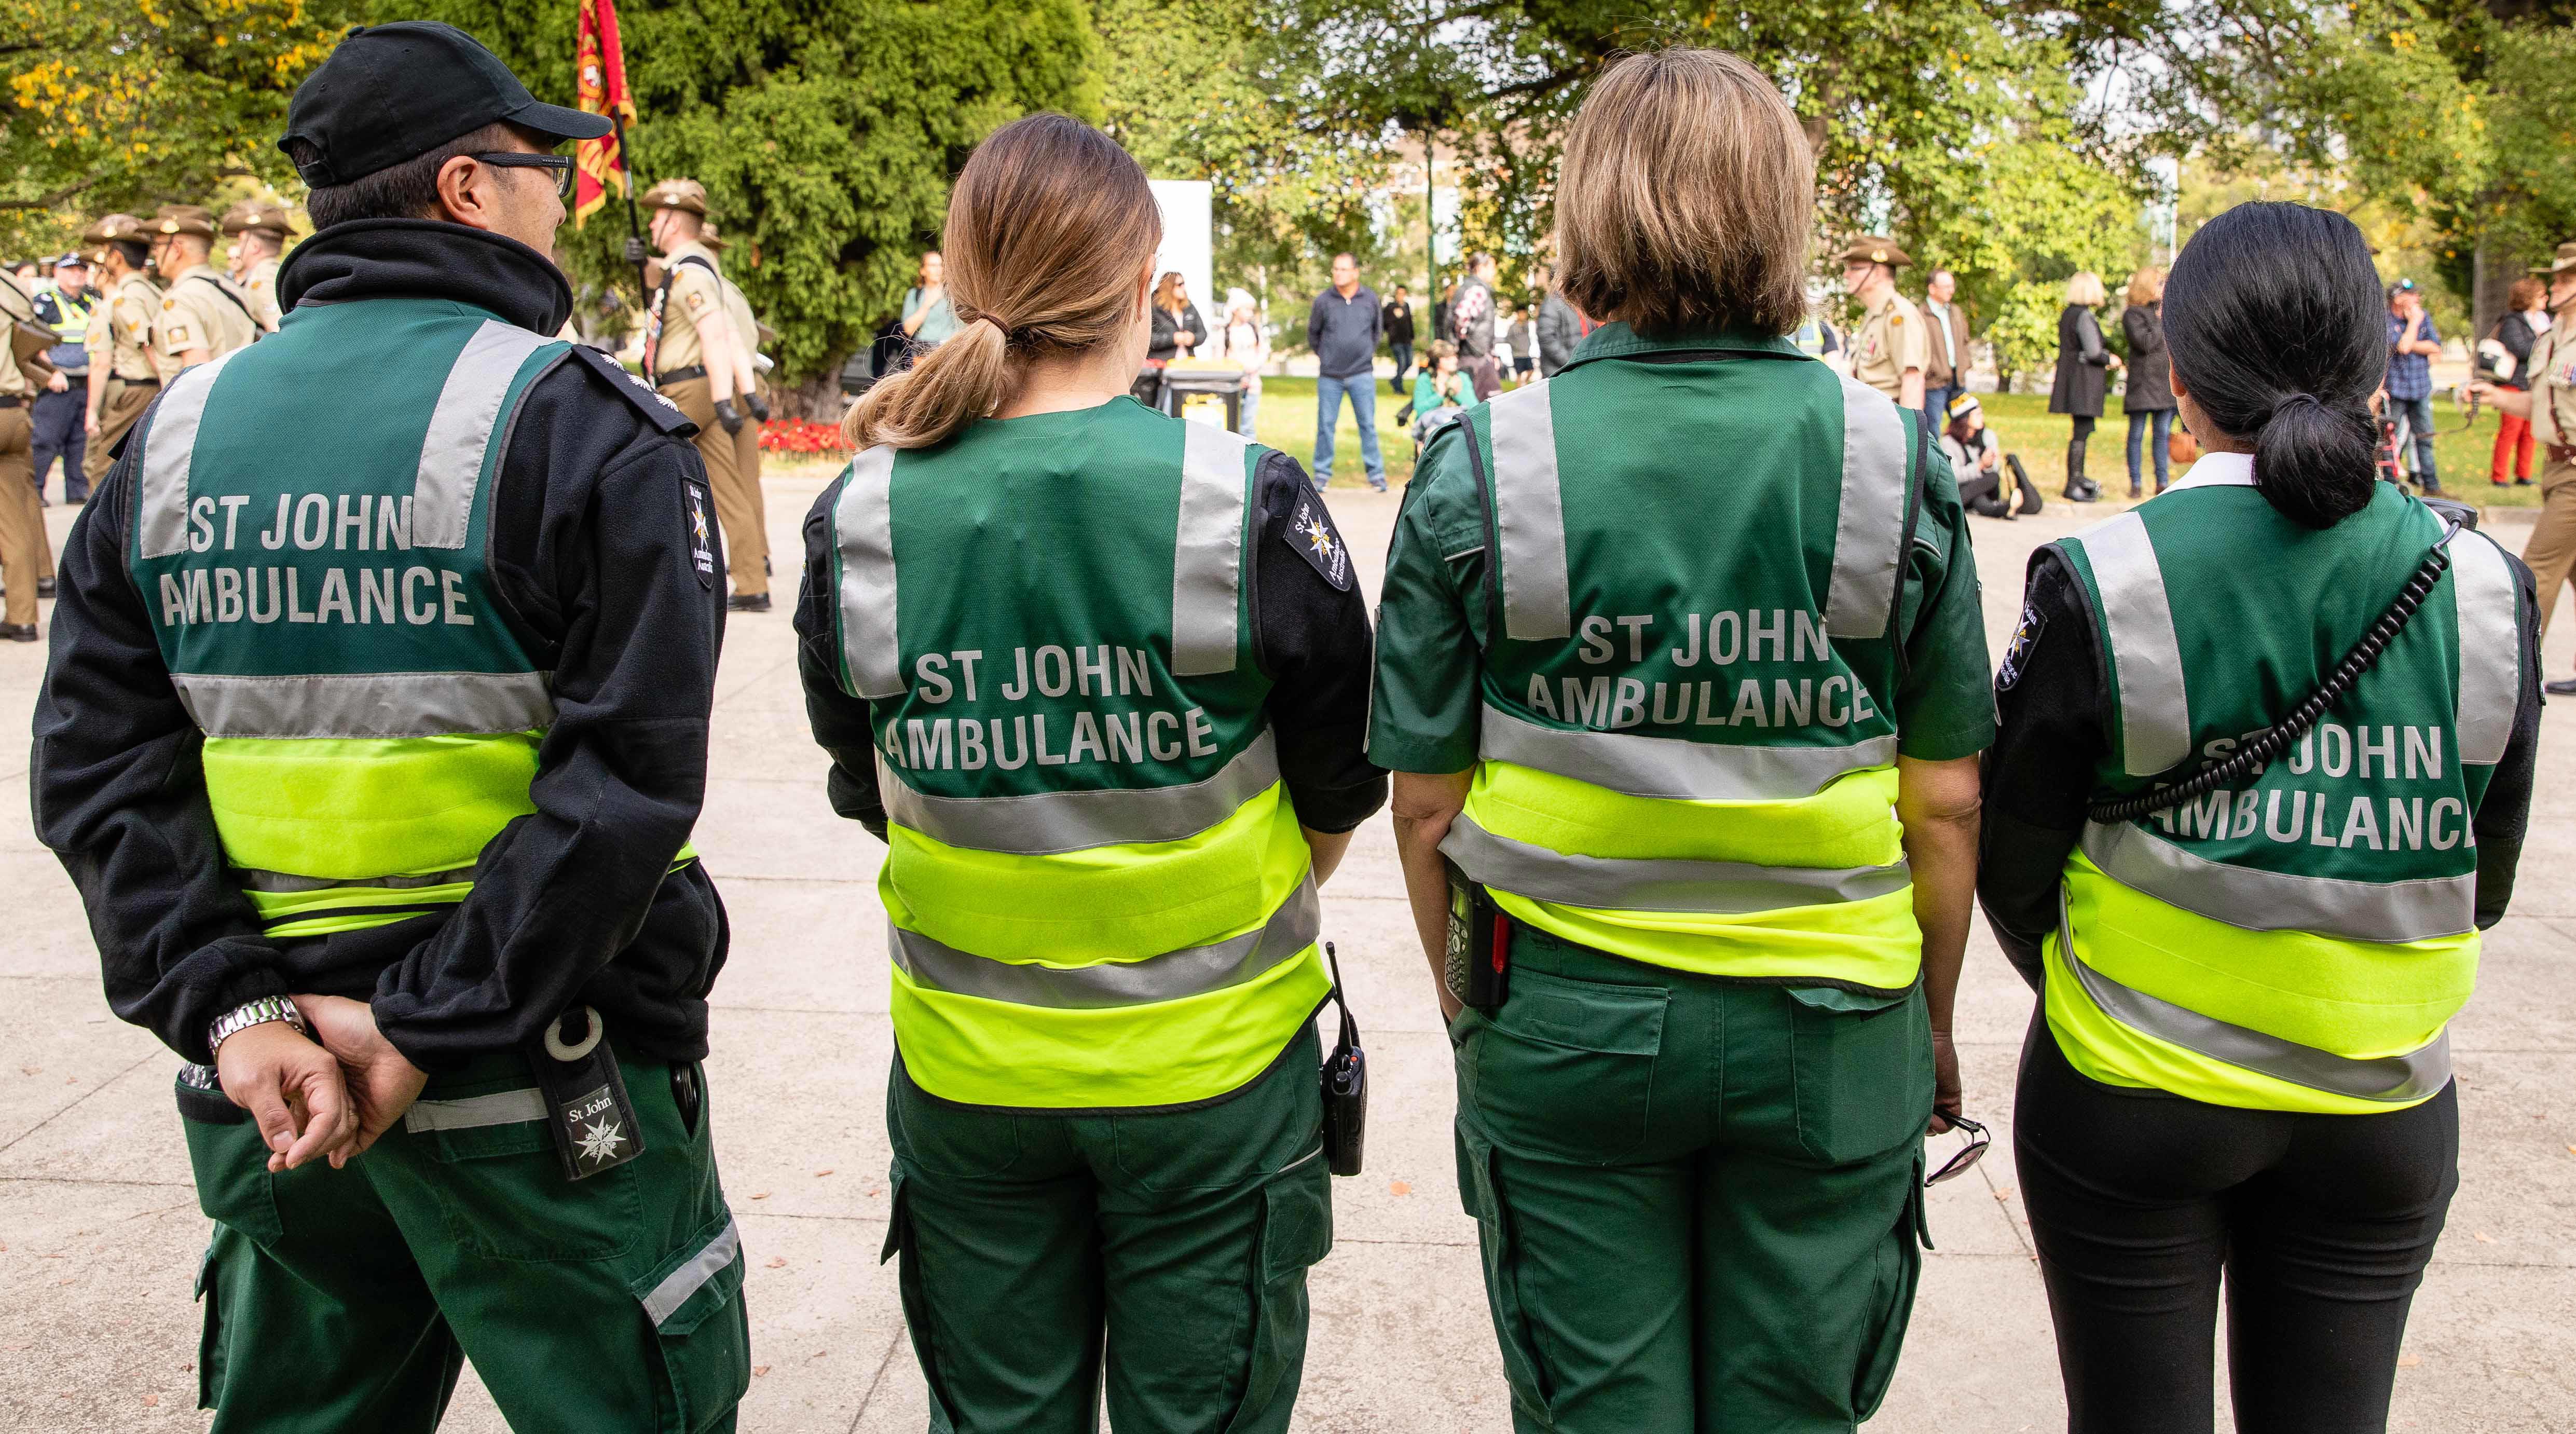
[1149,180,1215,316]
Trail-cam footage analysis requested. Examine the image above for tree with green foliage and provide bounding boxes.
[389,0,1099,405]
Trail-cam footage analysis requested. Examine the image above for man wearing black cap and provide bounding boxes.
[32,23,749,1431]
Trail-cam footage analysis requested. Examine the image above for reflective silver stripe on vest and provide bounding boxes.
[1827,376,1910,640]
[1477,702,1895,802]
[1441,814,1911,913]
[403,1087,547,1132]
[2058,904,2452,1103]
[2082,820,2473,944]
[1172,423,1253,677]
[136,350,249,559]
[880,728,1281,855]
[173,670,555,739]
[834,445,905,699]
[2449,530,2519,767]
[641,1218,743,1328]
[234,864,479,893]
[2071,513,2191,776]
[413,322,563,550]
[1488,380,1571,641]
[888,876,1320,1009]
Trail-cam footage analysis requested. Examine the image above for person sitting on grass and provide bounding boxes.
[1411,339,1468,448]
[1943,393,2041,518]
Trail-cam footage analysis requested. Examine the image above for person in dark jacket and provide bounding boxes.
[1146,271,1206,366]
[2120,266,2176,497]
[2049,270,2123,502]
[2489,275,2547,486]
[1382,284,1416,392]
[1533,263,1581,377]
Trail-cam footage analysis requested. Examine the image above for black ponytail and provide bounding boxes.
[2162,202,2385,529]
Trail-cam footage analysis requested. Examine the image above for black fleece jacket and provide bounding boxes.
[31,220,732,1070]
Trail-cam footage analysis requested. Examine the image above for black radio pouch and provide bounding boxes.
[529,1005,648,1183]
[1318,943,1367,1177]
[1442,856,1512,1013]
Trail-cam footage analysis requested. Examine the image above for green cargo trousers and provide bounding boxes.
[1451,931,1934,1433]
[180,1053,750,1433]
[881,1025,1333,1434]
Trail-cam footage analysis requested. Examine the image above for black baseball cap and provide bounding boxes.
[279,22,612,187]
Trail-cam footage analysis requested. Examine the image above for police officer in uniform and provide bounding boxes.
[0,262,42,638]
[1982,202,2538,1433]
[32,249,98,502]
[2473,239,2576,695]
[798,113,1382,1433]
[148,204,263,366]
[81,213,165,494]
[1375,51,1991,1431]
[641,177,768,611]
[1841,235,1927,416]
[32,23,749,1429]
[221,200,296,331]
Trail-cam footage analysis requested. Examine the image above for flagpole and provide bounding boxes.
[611,111,651,304]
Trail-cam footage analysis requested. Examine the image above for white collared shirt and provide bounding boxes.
[2167,449,2257,492]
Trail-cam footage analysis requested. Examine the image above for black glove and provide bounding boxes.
[624,237,648,266]
[712,399,743,435]
[747,394,771,421]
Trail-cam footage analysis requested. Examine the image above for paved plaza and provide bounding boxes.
[4,469,2572,1431]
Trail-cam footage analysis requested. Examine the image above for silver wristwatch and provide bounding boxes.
[207,996,307,1059]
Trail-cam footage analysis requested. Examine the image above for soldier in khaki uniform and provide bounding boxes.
[221,200,295,331]
[148,205,262,366]
[0,265,43,638]
[1839,236,1927,414]
[641,177,768,611]
[81,214,165,490]
[2475,239,2576,695]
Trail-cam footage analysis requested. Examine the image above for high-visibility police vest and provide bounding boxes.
[829,402,1328,1109]
[2046,478,2523,1113]
[1437,363,1927,991]
[39,286,97,372]
[127,298,659,939]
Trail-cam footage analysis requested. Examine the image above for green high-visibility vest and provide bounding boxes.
[2046,476,2522,1113]
[1438,353,1928,992]
[828,400,1327,1109]
[125,299,678,938]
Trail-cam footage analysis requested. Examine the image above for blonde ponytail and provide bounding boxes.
[841,113,1162,452]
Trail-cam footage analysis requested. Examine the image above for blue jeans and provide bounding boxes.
[1313,373,1384,488]
[2126,408,2174,493]
[2392,393,2439,488]
[1389,344,1413,394]
[1925,383,1966,433]
[1237,385,1260,440]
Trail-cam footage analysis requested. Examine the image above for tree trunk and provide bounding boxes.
[780,363,852,423]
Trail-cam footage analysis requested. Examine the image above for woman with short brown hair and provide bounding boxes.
[1373,46,1992,1432]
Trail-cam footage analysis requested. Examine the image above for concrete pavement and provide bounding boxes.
[4,466,2572,1431]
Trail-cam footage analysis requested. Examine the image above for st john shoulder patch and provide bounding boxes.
[1284,487,1353,592]
[569,344,698,436]
[1997,600,2045,691]
[683,479,717,590]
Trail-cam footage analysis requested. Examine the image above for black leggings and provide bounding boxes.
[2015,1021,2458,1434]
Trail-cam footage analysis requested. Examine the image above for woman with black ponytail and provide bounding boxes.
[1977,202,2544,1432]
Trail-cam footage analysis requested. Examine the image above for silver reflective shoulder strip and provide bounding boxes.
[173,670,554,739]
[235,864,478,893]
[880,728,1281,855]
[413,322,559,551]
[2060,912,2451,1104]
[888,876,1319,1009]
[642,1218,743,1328]
[835,445,905,699]
[1477,702,1895,801]
[2071,513,2191,776]
[1173,423,1254,677]
[2450,530,2518,767]
[403,1087,546,1132]
[1488,381,1570,641]
[136,350,249,559]
[1440,814,1911,914]
[1827,375,1909,640]
[2082,821,2473,944]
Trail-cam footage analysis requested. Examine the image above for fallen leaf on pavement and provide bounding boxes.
[142,1395,159,1408]
[1389,1180,1412,1196]
[815,1169,833,1178]
[765,1257,786,1268]
[749,1191,770,1200]
[753,1365,770,1377]
[2397,1355,2421,1368]
[2472,1232,2496,1244]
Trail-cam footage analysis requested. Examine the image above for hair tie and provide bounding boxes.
[2270,392,2323,420]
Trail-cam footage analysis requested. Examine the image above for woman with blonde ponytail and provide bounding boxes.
[799,112,1385,1434]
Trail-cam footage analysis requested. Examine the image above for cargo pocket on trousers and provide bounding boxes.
[1848,1154,1928,1421]
[1220,1148,1334,1433]
[179,1078,284,1247]
[1788,987,1933,1166]
[194,1245,228,1412]
[414,1091,640,1263]
[633,1211,751,1434]
[1455,1123,1556,1420]
[1469,966,1667,1165]
[881,1167,966,1430]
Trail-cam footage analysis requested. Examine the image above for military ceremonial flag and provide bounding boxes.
[572,0,636,227]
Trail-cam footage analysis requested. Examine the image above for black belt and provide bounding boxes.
[0,396,20,409]
[111,375,160,388]
[655,366,707,388]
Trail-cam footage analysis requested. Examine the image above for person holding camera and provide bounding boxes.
[1373,48,1990,1432]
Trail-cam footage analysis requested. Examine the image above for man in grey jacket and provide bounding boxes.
[1533,263,1581,378]
[1307,251,1385,490]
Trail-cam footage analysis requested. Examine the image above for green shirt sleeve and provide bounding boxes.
[1366,428,1487,774]
[1892,449,1997,761]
